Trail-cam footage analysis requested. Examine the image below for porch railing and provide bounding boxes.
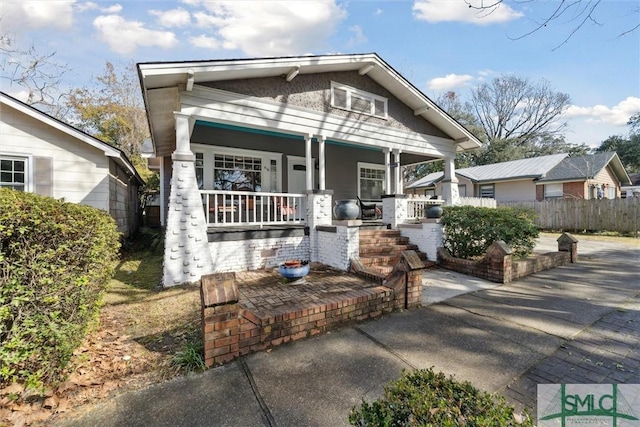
[201,190,307,227]
[406,197,445,220]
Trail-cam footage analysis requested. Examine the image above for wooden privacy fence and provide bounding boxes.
[499,198,640,236]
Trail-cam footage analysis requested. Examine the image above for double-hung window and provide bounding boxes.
[358,163,385,200]
[331,82,387,119]
[0,156,27,191]
[479,184,495,199]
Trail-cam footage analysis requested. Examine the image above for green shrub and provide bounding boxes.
[0,188,120,389]
[349,368,532,426]
[441,206,539,259]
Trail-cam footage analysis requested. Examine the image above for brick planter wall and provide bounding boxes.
[201,250,425,367]
[437,233,578,284]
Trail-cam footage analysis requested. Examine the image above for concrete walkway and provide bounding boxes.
[55,235,640,426]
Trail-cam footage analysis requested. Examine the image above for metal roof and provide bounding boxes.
[538,151,631,184]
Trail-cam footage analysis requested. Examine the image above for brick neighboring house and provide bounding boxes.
[0,92,144,238]
[406,152,631,202]
[137,53,483,287]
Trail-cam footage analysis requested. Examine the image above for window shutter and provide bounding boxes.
[34,156,53,197]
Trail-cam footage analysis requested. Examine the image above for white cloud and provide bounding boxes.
[189,34,220,50]
[76,2,98,12]
[102,4,123,14]
[413,0,523,25]
[375,8,383,16]
[348,25,367,46]
[190,1,347,56]
[428,74,474,91]
[150,8,191,28]
[565,97,640,126]
[1,0,75,31]
[93,15,179,55]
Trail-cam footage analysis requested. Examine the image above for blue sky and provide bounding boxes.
[1,0,639,148]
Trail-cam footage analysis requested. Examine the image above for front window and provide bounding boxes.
[0,156,27,191]
[458,184,467,197]
[544,183,563,198]
[479,184,494,198]
[214,154,262,192]
[358,163,385,200]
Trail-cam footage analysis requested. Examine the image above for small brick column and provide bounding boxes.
[557,232,579,262]
[484,240,513,283]
[385,250,424,309]
[201,272,240,367]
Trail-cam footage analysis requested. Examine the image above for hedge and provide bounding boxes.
[0,188,120,388]
[349,368,533,426]
[441,206,539,259]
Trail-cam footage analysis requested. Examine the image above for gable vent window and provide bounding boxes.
[331,82,387,119]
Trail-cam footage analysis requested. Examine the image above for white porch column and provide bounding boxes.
[317,135,326,191]
[392,149,402,194]
[163,112,214,287]
[384,148,391,195]
[441,155,460,206]
[305,134,313,191]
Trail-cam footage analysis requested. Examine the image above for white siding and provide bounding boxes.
[493,180,536,202]
[1,104,110,211]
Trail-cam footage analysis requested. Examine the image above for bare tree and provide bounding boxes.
[471,75,570,152]
[467,0,639,50]
[66,61,149,164]
[0,31,70,113]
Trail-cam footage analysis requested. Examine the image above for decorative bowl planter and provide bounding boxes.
[333,199,360,220]
[278,260,310,281]
[426,205,444,218]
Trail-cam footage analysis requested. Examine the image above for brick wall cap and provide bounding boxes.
[557,232,579,244]
[401,250,425,270]
[201,272,238,306]
[486,240,512,256]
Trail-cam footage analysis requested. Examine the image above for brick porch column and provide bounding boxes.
[306,190,333,262]
[382,194,408,229]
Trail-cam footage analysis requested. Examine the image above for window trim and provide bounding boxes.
[331,81,388,119]
[357,162,386,200]
[0,154,32,192]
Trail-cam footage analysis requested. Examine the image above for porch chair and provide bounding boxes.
[357,197,378,220]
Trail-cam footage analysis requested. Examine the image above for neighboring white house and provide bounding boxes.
[0,92,144,238]
[406,152,631,202]
[137,53,483,286]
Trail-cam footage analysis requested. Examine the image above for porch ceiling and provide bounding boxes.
[138,53,482,157]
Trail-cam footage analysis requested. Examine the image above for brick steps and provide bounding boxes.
[351,229,434,283]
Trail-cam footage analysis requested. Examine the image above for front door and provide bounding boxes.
[287,156,316,193]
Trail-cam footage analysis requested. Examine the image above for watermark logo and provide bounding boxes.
[538,384,640,426]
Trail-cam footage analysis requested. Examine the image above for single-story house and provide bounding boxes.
[622,173,640,198]
[0,92,144,238]
[137,53,483,286]
[406,152,631,202]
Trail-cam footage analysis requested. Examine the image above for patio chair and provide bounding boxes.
[357,197,378,220]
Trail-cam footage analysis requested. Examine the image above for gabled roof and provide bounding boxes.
[1,92,144,185]
[538,151,631,185]
[137,53,483,153]
[406,153,568,188]
[406,152,632,189]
